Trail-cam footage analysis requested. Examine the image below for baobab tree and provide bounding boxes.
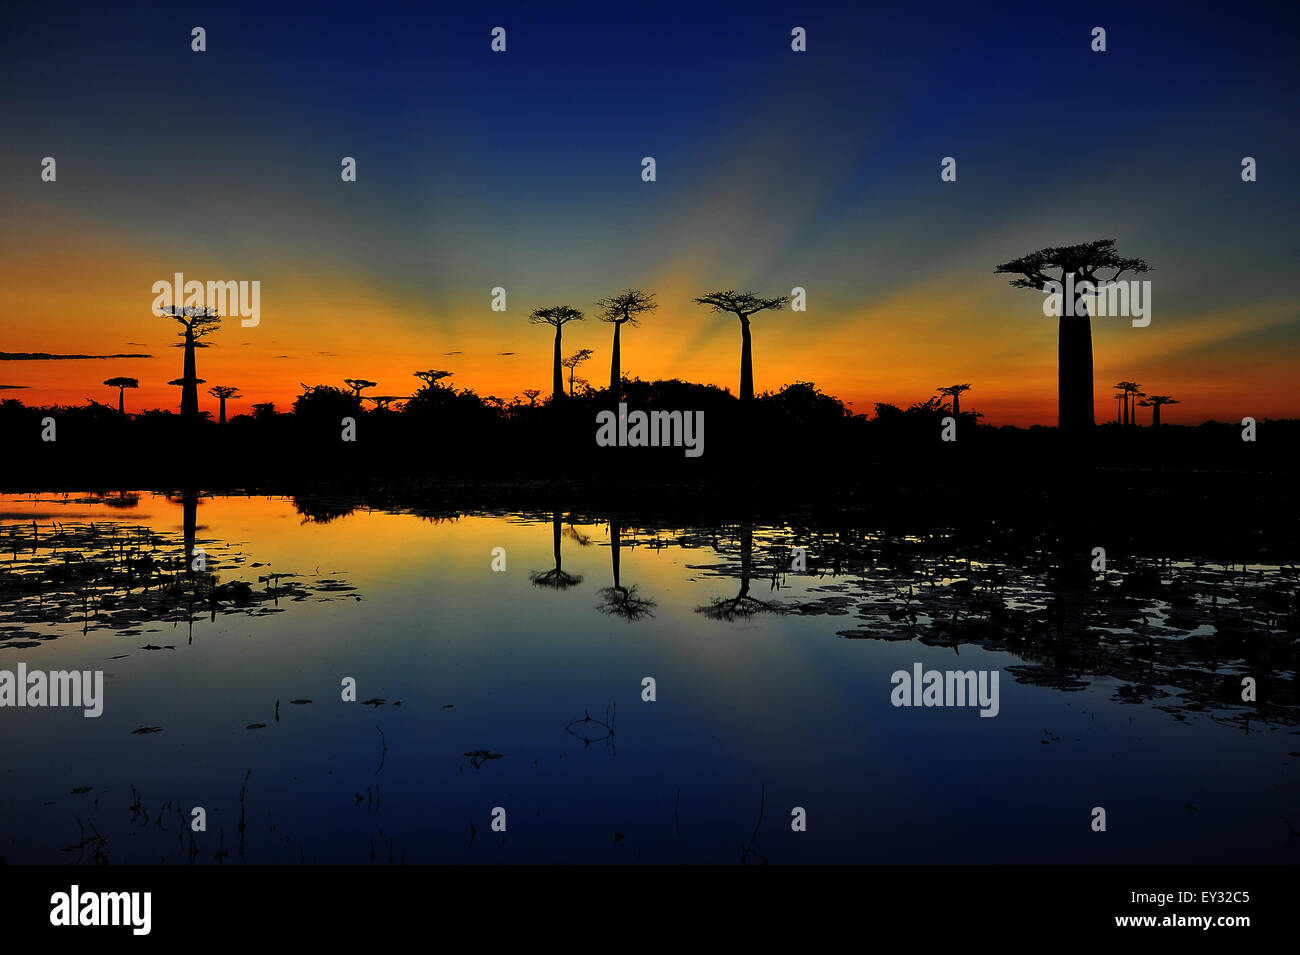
[159,305,221,418]
[1114,381,1144,426]
[561,348,594,396]
[344,378,377,400]
[1138,394,1179,427]
[995,240,1150,433]
[596,289,657,397]
[365,395,408,411]
[530,305,584,400]
[693,290,788,401]
[937,383,971,418]
[530,511,583,591]
[413,369,453,389]
[1113,388,1126,424]
[103,377,138,415]
[522,388,542,407]
[208,385,240,424]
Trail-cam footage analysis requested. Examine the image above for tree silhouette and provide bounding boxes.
[1115,381,1144,426]
[1113,387,1125,424]
[561,348,594,397]
[344,378,377,400]
[597,521,656,620]
[596,289,657,397]
[103,377,138,415]
[530,511,583,590]
[1137,394,1179,427]
[208,385,240,424]
[693,290,788,401]
[251,402,276,419]
[413,369,453,389]
[937,383,971,418]
[995,240,1150,433]
[695,525,781,621]
[530,306,584,400]
[522,388,542,407]
[159,305,221,418]
[365,395,408,411]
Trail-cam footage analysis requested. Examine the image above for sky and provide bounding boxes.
[1,0,1297,425]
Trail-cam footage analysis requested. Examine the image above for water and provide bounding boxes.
[0,491,1295,864]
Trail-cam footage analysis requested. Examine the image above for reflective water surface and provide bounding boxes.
[0,491,1296,863]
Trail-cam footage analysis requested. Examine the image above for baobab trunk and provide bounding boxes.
[739,316,754,401]
[610,521,622,591]
[117,388,125,415]
[1058,305,1094,432]
[1152,404,1161,428]
[952,394,960,418]
[610,321,622,396]
[552,327,564,400]
[181,325,199,418]
[218,396,227,425]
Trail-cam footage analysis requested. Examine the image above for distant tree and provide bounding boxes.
[937,383,972,418]
[596,289,657,397]
[365,395,407,411]
[159,305,221,418]
[103,377,138,415]
[208,385,241,424]
[522,388,542,407]
[1137,394,1179,427]
[344,378,377,399]
[561,348,594,396]
[293,383,357,420]
[995,240,1151,433]
[529,305,584,400]
[413,369,453,389]
[693,290,788,401]
[252,402,276,419]
[1114,381,1144,426]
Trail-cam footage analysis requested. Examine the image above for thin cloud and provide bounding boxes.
[0,352,151,360]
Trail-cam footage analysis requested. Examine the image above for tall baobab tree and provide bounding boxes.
[995,240,1150,433]
[1138,394,1179,427]
[103,377,138,415]
[937,383,971,417]
[344,378,377,400]
[530,305,584,400]
[693,290,788,401]
[596,289,657,397]
[561,348,594,397]
[1113,388,1126,424]
[159,305,221,418]
[208,385,240,424]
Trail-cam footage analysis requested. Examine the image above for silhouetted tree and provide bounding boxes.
[159,305,221,418]
[344,378,377,400]
[596,289,657,397]
[696,524,781,620]
[561,348,594,396]
[937,383,971,417]
[693,290,788,401]
[103,377,138,415]
[530,306,584,400]
[996,241,1150,433]
[208,385,240,424]
[1138,394,1179,427]
[413,369,453,389]
[1115,381,1144,426]
[530,511,583,590]
[365,395,407,411]
[251,402,276,419]
[522,388,542,407]
[597,521,656,620]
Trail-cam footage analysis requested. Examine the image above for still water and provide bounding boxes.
[0,491,1295,863]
